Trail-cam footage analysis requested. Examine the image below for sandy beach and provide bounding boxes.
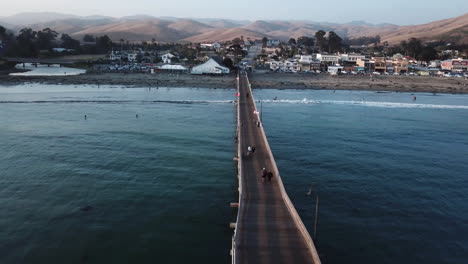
[0,72,236,89]
[249,73,468,94]
[1,72,468,94]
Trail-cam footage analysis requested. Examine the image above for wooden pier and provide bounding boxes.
[231,72,321,264]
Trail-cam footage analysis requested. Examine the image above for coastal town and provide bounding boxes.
[98,38,468,77]
[1,5,468,264]
[1,24,467,79]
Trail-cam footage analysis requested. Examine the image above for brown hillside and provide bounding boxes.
[71,19,189,41]
[242,20,292,33]
[182,28,268,43]
[167,19,213,34]
[3,12,467,44]
[379,13,468,44]
[205,19,242,28]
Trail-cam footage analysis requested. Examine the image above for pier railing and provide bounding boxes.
[231,74,242,264]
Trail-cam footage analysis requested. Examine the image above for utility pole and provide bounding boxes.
[314,193,320,242]
[260,99,263,123]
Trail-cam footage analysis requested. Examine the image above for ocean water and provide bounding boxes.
[1,84,468,264]
[0,85,237,263]
[256,89,468,264]
[11,63,86,76]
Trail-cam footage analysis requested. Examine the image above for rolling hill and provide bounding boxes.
[182,28,268,42]
[0,12,79,25]
[71,19,188,42]
[376,13,468,44]
[167,19,213,34]
[0,12,467,44]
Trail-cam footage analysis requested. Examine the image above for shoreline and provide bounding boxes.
[249,73,468,94]
[0,72,236,89]
[1,72,468,94]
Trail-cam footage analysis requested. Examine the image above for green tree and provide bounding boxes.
[297,36,314,47]
[36,28,58,50]
[314,30,327,52]
[83,34,95,42]
[288,38,296,45]
[327,31,342,53]
[289,46,298,57]
[407,38,423,59]
[0,26,6,40]
[419,46,438,62]
[401,38,423,58]
[229,44,244,63]
[262,37,268,47]
[16,28,38,57]
[95,35,112,53]
[223,57,234,68]
[61,34,80,50]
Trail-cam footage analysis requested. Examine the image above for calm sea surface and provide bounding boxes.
[1,84,468,264]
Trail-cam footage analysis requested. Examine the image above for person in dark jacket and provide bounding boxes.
[267,171,273,182]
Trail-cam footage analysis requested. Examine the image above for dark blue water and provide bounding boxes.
[1,84,468,264]
[257,89,468,264]
[0,85,237,263]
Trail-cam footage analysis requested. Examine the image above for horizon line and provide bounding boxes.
[0,11,466,27]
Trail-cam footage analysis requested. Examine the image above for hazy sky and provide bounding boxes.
[1,0,467,25]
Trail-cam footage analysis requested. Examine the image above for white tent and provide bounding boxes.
[191,58,230,75]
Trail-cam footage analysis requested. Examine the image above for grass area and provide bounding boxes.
[56,54,107,61]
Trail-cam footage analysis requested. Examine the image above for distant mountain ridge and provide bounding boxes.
[0,12,467,44]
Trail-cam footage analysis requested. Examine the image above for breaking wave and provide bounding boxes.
[259,99,468,110]
[0,100,236,105]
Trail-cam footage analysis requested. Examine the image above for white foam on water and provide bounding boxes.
[260,99,468,110]
[0,100,236,104]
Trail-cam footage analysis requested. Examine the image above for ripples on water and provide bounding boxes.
[1,85,468,264]
[0,85,237,264]
[258,89,468,264]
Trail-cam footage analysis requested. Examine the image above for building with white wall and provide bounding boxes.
[341,53,366,62]
[316,54,340,64]
[161,53,176,64]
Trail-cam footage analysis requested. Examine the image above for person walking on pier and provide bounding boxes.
[267,171,273,182]
[260,168,267,182]
[247,145,252,157]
